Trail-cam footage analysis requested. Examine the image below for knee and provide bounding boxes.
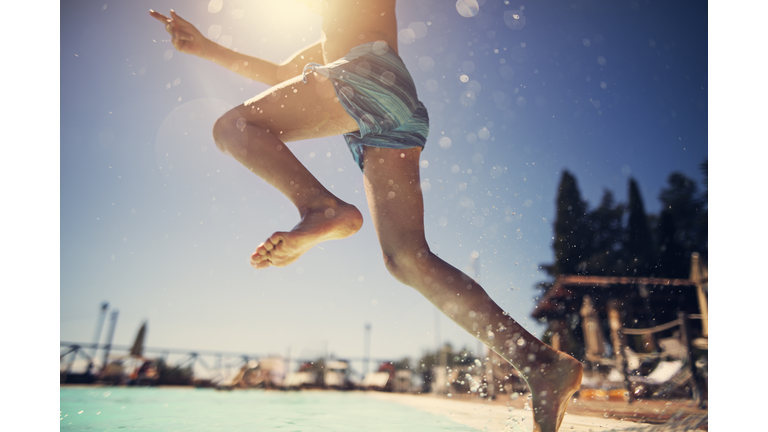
[212,110,272,156]
[382,245,432,287]
[211,114,235,154]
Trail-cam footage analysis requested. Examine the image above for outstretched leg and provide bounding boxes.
[212,72,363,268]
[362,146,582,432]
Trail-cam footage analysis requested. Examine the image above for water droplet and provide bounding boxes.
[439,137,452,149]
[409,22,428,39]
[325,208,336,219]
[504,10,527,30]
[208,0,223,14]
[398,28,416,45]
[419,57,435,72]
[372,41,389,55]
[456,0,480,18]
[460,91,477,107]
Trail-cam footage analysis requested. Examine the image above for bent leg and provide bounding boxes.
[362,147,582,432]
[212,73,363,268]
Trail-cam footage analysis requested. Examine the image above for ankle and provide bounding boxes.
[295,190,338,214]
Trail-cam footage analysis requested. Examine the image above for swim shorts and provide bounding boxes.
[302,42,429,171]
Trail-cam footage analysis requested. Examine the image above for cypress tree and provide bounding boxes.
[656,172,705,277]
[656,209,686,278]
[550,170,591,276]
[585,190,625,275]
[626,178,655,276]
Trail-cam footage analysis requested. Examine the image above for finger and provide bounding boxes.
[171,36,183,52]
[170,9,192,25]
[178,32,195,42]
[149,9,171,24]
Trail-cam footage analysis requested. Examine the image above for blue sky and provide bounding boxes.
[53,0,713,376]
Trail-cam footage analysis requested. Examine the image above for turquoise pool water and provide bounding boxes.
[60,387,479,431]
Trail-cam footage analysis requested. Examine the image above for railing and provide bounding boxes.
[60,342,397,385]
[616,312,706,407]
[59,342,268,385]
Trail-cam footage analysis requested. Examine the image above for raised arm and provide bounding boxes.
[149,9,324,86]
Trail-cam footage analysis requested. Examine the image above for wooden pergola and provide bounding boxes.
[532,253,708,406]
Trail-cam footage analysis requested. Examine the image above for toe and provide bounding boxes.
[251,254,271,269]
[268,233,284,245]
[256,242,271,254]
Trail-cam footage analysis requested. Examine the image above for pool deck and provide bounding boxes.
[367,391,708,431]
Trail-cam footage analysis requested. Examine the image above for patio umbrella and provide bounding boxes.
[689,253,708,337]
[129,322,147,358]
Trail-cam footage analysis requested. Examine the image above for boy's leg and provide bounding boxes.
[361,146,582,432]
[212,73,363,268]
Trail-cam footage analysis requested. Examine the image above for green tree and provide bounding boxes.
[656,172,707,277]
[626,178,655,276]
[584,190,626,275]
[543,170,592,277]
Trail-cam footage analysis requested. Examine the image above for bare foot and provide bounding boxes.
[526,352,583,432]
[250,199,363,269]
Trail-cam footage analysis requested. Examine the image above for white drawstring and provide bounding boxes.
[302,63,323,83]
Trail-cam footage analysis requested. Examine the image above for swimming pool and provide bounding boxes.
[60,387,483,431]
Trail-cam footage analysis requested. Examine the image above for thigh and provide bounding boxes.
[225,72,360,143]
[362,146,428,253]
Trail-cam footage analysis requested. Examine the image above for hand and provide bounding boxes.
[149,9,208,57]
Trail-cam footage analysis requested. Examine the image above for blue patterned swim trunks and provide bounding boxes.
[302,42,429,171]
